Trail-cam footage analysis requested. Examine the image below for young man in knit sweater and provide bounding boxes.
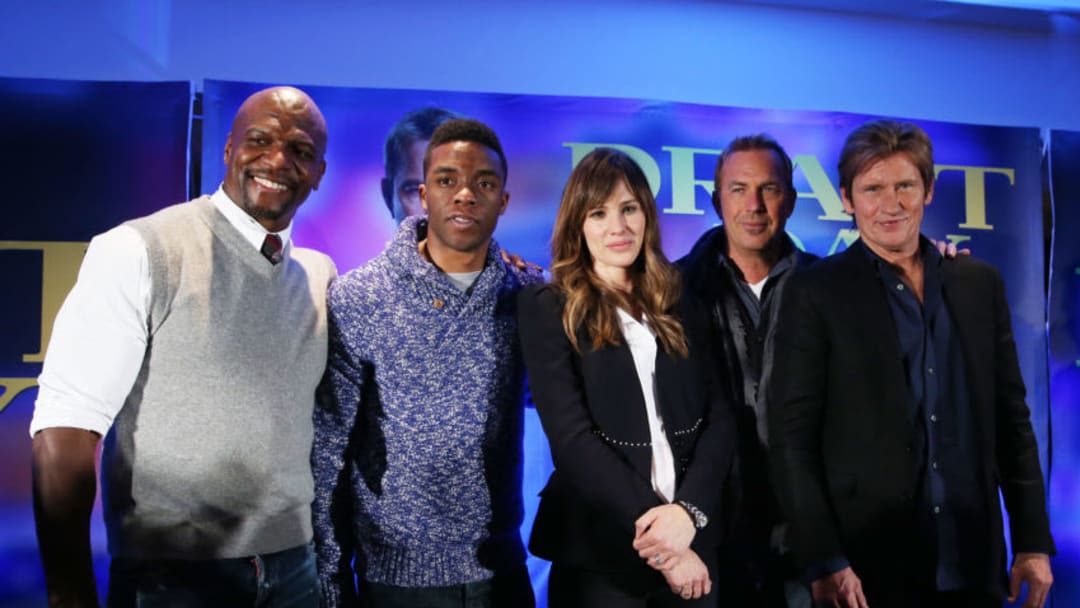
[31,86,336,606]
[313,119,542,607]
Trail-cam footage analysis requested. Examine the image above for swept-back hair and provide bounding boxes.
[715,133,795,194]
[838,120,935,194]
[550,147,687,357]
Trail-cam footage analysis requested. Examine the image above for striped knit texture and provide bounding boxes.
[313,216,542,604]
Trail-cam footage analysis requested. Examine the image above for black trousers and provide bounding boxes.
[862,586,1000,608]
[917,589,999,608]
[547,560,718,608]
[358,565,534,608]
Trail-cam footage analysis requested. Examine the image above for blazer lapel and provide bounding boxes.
[839,244,918,431]
[579,331,654,484]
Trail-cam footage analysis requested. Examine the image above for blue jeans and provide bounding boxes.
[107,543,318,608]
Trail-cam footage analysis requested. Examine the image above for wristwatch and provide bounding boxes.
[677,500,708,530]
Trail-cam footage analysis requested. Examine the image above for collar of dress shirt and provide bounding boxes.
[210,186,293,252]
[615,308,653,342]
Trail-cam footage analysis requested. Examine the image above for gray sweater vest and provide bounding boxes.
[102,196,335,559]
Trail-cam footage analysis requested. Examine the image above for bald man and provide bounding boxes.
[31,86,337,607]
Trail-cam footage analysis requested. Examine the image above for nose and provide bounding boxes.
[263,142,289,170]
[884,187,906,212]
[608,212,629,234]
[453,184,477,206]
[747,189,767,212]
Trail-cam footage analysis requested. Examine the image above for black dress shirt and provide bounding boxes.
[867,238,981,590]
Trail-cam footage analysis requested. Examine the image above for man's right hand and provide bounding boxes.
[811,566,869,608]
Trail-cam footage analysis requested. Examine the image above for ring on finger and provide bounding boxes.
[653,555,664,565]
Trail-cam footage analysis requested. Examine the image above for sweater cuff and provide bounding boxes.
[319,574,358,608]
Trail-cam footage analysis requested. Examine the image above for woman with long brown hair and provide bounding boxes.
[518,148,734,607]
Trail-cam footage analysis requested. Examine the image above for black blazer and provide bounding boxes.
[517,284,735,574]
[768,241,1054,603]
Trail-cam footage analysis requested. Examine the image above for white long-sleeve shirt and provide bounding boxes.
[30,188,292,437]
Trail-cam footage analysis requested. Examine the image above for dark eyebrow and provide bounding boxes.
[286,132,317,147]
[474,169,501,179]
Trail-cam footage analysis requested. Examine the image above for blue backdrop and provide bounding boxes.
[1047,129,1080,604]
[0,77,192,605]
[0,76,1066,605]
[200,80,1053,606]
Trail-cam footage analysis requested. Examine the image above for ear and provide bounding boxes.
[711,189,723,219]
[223,133,233,164]
[419,183,429,213]
[840,187,855,215]
[381,177,395,215]
[312,160,327,191]
[498,191,510,216]
[781,188,797,220]
[924,180,935,207]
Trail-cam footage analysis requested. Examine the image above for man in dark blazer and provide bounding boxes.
[677,134,817,607]
[768,120,1054,608]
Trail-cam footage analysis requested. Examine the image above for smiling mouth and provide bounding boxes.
[251,175,291,192]
[449,215,477,227]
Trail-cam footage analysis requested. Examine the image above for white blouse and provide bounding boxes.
[616,308,677,503]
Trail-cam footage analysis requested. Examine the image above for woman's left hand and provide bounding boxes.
[633,503,696,570]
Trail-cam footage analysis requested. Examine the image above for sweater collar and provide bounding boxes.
[387,215,506,289]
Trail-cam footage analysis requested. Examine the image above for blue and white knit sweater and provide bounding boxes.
[312,216,542,605]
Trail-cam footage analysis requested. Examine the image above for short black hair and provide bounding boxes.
[383,107,460,181]
[423,118,508,180]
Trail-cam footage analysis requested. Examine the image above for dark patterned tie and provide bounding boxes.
[261,233,283,265]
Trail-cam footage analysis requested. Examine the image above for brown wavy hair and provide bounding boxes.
[550,147,687,357]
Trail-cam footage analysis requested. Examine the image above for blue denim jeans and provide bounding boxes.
[107,543,318,608]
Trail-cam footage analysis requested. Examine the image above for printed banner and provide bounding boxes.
[202,80,1050,466]
[202,80,1052,605]
[0,77,1056,603]
[0,78,192,603]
